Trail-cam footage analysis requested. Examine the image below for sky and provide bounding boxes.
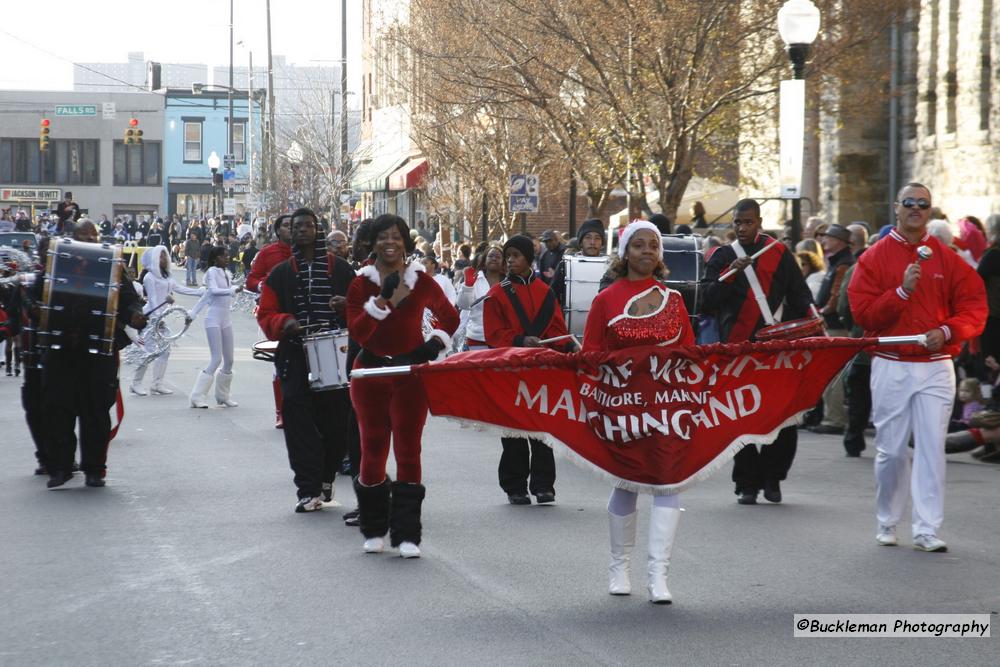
[0,0,362,95]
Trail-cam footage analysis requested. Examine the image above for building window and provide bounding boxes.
[0,138,98,185]
[114,141,161,186]
[233,121,246,163]
[184,121,202,162]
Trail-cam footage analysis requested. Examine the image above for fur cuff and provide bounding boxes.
[358,262,425,289]
[363,295,391,321]
[426,328,453,360]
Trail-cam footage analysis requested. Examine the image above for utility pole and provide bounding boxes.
[266,0,276,206]
[227,0,235,218]
[340,0,350,186]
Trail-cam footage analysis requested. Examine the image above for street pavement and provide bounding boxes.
[1,289,998,666]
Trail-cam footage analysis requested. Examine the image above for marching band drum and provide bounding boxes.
[563,255,610,337]
[37,238,123,356]
[562,234,707,339]
[302,329,351,390]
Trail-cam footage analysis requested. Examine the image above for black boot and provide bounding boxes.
[354,477,391,539]
[389,481,426,548]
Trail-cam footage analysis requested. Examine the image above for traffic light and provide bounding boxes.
[124,118,143,145]
[39,118,51,151]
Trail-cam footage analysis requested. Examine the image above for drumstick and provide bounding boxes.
[538,334,574,345]
[717,241,779,281]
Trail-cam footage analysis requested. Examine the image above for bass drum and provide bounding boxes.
[563,255,611,337]
[661,234,705,320]
[37,238,123,356]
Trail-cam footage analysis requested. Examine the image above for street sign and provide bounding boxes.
[223,169,236,187]
[223,154,235,170]
[55,104,97,117]
[509,173,540,213]
[102,102,116,120]
[223,198,237,216]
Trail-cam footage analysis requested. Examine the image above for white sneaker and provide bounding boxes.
[129,383,148,396]
[150,384,173,395]
[398,541,421,559]
[876,525,897,546]
[363,537,385,553]
[913,534,947,552]
[294,496,324,513]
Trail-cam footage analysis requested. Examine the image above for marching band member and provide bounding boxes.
[456,244,504,350]
[483,235,573,505]
[347,214,459,558]
[188,246,244,408]
[34,220,147,488]
[130,246,202,396]
[256,208,356,513]
[849,183,986,552]
[702,199,813,505]
[247,214,293,428]
[582,221,695,603]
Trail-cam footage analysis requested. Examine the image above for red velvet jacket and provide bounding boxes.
[246,241,292,293]
[346,262,459,361]
[483,273,569,348]
[848,229,987,361]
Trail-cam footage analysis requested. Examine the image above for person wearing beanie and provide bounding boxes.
[245,213,294,428]
[576,219,606,256]
[483,235,573,505]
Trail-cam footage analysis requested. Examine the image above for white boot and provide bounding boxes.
[149,355,172,394]
[189,371,214,408]
[609,511,636,595]
[647,506,681,604]
[215,371,238,407]
[130,364,148,396]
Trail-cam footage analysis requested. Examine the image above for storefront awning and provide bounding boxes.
[388,158,428,191]
[351,147,410,193]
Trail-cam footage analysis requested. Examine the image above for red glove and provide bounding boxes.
[464,267,477,287]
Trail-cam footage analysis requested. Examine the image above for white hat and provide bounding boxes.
[618,220,662,259]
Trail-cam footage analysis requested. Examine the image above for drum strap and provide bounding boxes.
[732,242,776,326]
[504,283,556,338]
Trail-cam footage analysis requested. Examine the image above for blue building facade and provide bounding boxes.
[163,89,263,221]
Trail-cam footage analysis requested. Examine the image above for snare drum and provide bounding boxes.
[302,329,350,390]
[755,316,826,341]
[661,234,705,318]
[564,255,611,336]
[252,339,279,363]
[37,238,123,355]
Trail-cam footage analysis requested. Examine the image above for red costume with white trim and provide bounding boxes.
[246,241,291,293]
[848,230,987,361]
[582,277,694,352]
[347,262,459,484]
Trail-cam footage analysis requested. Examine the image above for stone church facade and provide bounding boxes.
[743,0,999,230]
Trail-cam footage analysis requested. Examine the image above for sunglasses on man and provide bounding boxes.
[896,197,931,210]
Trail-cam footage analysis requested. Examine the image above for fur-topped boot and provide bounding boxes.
[390,481,426,558]
[355,477,392,554]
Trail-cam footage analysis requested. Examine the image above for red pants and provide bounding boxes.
[351,371,428,485]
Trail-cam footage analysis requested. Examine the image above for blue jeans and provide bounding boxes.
[186,257,198,285]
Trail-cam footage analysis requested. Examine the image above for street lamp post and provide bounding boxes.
[777,0,821,246]
[208,151,222,219]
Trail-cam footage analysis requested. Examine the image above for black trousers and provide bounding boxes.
[843,358,872,455]
[732,426,797,494]
[280,347,350,499]
[20,366,46,466]
[499,437,555,495]
[41,349,118,475]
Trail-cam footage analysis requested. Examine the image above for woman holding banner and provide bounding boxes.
[347,214,459,559]
[582,221,695,604]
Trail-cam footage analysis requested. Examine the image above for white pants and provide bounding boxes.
[134,349,170,386]
[202,325,234,375]
[870,357,955,536]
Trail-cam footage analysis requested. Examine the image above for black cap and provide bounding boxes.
[503,235,535,264]
[577,218,605,244]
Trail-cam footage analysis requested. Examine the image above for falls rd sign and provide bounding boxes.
[55,105,98,117]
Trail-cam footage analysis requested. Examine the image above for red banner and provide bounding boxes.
[413,339,871,492]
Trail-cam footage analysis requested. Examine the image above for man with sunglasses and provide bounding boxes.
[848,183,986,553]
[703,198,813,505]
